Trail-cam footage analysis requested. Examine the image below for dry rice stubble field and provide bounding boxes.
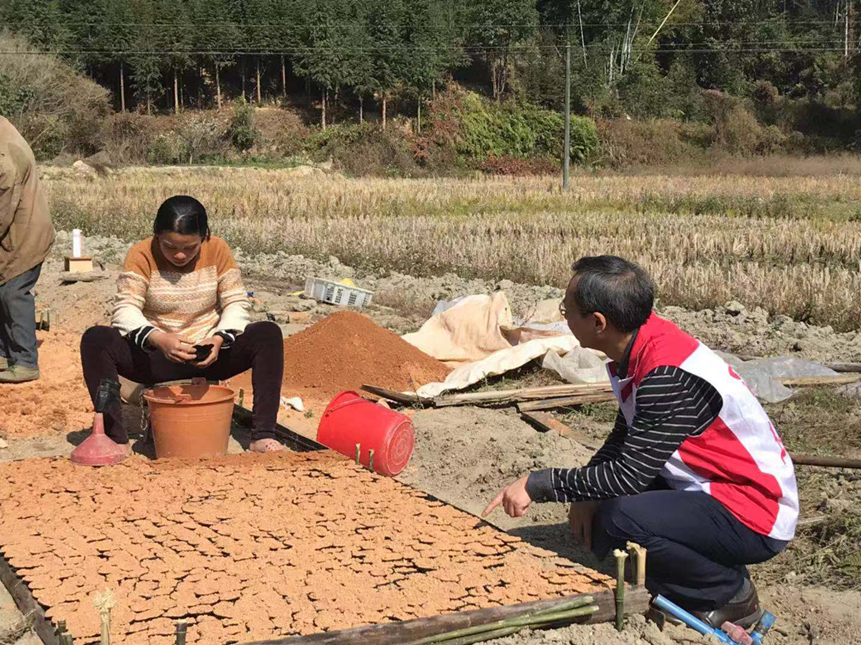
[44,168,861,331]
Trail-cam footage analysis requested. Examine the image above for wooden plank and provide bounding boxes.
[791,454,861,469]
[232,406,324,453]
[0,550,59,645]
[778,375,861,387]
[243,586,649,645]
[360,385,427,406]
[520,412,602,449]
[518,392,615,412]
[434,384,613,408]
[521,411,563,434]
[827,363,861,373]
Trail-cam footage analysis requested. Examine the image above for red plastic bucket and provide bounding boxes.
[317,391,415,477]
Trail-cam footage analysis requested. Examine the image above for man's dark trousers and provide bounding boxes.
[0,263,41,368]
[592,487,787,610]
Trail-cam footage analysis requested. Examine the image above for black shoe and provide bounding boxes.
[691,581,763,630]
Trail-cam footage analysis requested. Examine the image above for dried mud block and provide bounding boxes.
[0,453,610,642]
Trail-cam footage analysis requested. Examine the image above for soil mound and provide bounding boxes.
[282,311,450,399]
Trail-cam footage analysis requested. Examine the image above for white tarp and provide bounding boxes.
[415,335,583,398]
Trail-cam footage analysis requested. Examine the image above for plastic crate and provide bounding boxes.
[304,277,374,308]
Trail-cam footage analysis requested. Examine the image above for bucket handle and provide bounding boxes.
[145,377,208,405]
[324,392,366,416]
[145,393,193,405]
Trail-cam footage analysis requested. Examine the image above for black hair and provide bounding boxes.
[568,256,655,333]
[153,195,211,241]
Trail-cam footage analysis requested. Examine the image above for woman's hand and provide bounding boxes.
[193,335,223,369]
[148,331,197,363]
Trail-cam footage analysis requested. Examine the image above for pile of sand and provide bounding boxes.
[282,311,450,400]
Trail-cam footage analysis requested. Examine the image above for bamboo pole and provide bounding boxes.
[518,392,616,412]
[791,454,861,469]
[244,587,649,644]
[436,384,612,407]
[778,375,861,386]
[613,550,628,632]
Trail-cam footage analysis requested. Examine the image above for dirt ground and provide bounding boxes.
[2,234,860,644]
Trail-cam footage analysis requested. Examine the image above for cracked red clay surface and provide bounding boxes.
[0,452,611,644]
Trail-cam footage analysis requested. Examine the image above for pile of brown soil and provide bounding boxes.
[281,311,450,400]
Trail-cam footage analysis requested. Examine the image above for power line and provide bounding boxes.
[50,20,848,29]
[0,46,848,56]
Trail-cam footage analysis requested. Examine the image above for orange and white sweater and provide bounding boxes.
[112,236,250,349]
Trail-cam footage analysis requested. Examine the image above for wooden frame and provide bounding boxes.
[242,586,649,645]
[63,257,94,273]
[0,550,59,645]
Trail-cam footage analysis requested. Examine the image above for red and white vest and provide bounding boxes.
[609,314,798,541]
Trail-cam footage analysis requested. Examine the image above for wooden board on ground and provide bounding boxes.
[520,412,602,449]
[518,392,616,412]
[245,586,649,645]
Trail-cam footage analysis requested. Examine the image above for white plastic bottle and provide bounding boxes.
[72,229,83,258]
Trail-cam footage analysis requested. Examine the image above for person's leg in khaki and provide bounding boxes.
[0,264,42,383]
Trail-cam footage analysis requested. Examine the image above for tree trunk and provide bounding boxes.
[242,59,247,100]
[359,96,364,124]
[256,58,262,104]
[333,87,339,124]
[119,62,126,112]
[306,77,311,107]
[174,68,180,114]
[322,88,327,130]
[417,97,421,133]
[281,55,287,98]
[216,64,222,110]
[382,94,387,129]
[146,92,151,115]
[432,80,436,101]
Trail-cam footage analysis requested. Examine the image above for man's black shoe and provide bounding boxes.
[691,580,763,630]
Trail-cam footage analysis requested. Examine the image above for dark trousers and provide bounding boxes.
[592,488,787,611]
[80,321,284,443]
[0,263,42,368]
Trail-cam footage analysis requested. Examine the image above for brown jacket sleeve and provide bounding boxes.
[0,118,54,284]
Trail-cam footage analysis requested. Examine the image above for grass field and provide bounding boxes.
[45,166,861,331]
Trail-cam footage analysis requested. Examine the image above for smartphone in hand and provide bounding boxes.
[191,344,213,363]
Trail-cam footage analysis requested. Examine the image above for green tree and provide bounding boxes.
[292,0,359,127]
[128,0,162,114]
[3,0,70,52]
[367,0,407,128]
[193,0,241,109]
[402,0,469,129]
[470,0,539,101]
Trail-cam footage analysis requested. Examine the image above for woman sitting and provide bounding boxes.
[80,195,285,453]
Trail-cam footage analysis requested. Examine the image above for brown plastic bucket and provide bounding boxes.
[143,379,236,459]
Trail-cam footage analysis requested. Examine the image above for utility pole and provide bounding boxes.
[563,36,571,191]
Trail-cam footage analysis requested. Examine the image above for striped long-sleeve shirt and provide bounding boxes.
[525,364,723,503]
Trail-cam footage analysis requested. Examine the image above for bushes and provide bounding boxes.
[304,122,419,177]
[227,100,260,152]
[596,118,710,168]
[456,93,598,163]
[0,30,110,159]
